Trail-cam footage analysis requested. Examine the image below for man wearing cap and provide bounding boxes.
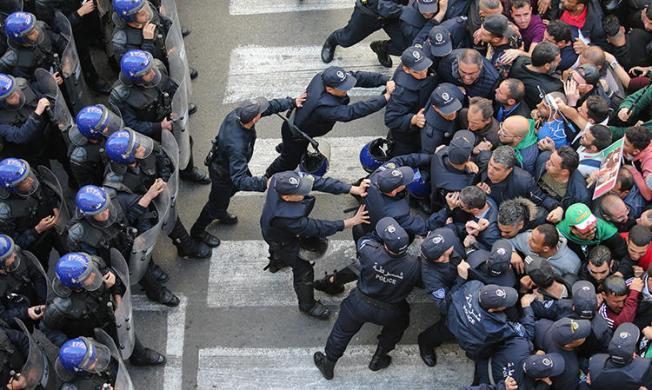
[419,24,454,70]
[384,45,436,156]
[418,227,466,366]
[191,94,305,246]
[588,323,652,388]
[313,217,421,379]
[523,255,576,303]
[437,49,500,99]
[466,239,517,288]
[557,203,627,261]
[477,14,518,66]
[534,317,593,389]
[566,63,616,110]
[319,0,405,65]
[420,83,464,155]
[265,66,394,177]
[260,171,370,319]
[429,130,479,211]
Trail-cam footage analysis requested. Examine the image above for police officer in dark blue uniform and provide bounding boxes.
[260,171,370,319]
[191,95,305,245]
[421,82,464,154]
[466,239,517,288]
[313,217,421,379]
[320,0,405,64]
[588,322,652,389]
[385,45,436,156]
[265,66,394,177]
[415,16,468,54]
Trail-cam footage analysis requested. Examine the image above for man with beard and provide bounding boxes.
[508,41,563,109]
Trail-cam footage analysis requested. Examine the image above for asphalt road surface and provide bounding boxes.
[126,1,474,388]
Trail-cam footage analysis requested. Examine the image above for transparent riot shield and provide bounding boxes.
[22,249,52,302]
[160,130,178,234]
[53,11,92,114]
[128,188,169,284]
[164,21,191,170]
[93,328,135,390]
[34,68,75,142]
[36,165,70,235]
[15,319,61,390]
[109,248,135,359]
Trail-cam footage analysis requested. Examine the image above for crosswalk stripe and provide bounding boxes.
[133,295,187,390]
[197,344,473,388]
[233,136,373,197]
[223,45,394,104]
[229,0,352,16]
[207,240,430,308]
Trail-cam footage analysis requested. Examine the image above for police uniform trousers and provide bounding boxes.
[330,6,402,50]
[417,319,455,355]
[265,121,309,178]
[190,166,236,236]
[268,242,317,311]
[324,288,410,361]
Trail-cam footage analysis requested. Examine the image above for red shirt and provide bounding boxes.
[560,7,588,29]
[599,289,640,329]
[621,232,652,270]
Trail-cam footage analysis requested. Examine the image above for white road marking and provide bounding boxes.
[229,0,352,15]
[223,45,394,104]
[197,344,473,389]
[207,240,430,307]
[133,295,187,390]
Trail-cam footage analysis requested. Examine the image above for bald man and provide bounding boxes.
[498,115,539,175]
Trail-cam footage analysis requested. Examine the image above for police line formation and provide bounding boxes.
[0,0,651,388]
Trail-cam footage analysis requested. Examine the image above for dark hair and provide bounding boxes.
[460,49,484,68]
[498,199,527,225]
[546,20,572,43]
[625,126,652,151]
[588,125,612,151]
[585,96,610,123]
[469,97,494,120]
[492,146,517,169]
[531,42,560,67]
[511,0,531,9]
[616,168,635,192]
[460,186,487,209]
[629,225,652,247]
[588,245,612,267]
[603,15,621,38]
[603,275,628,296]
[503,78,525,102]
[535,224,559,248]
[557,146,579,173]
[576,0,589,5]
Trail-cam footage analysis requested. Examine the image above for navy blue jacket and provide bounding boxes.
[429,147,477,209]
[293,70,388,137]
[534,319,583,389]
[436,49,500,99]
[535,151,591,210]
[210,98,294,192]
[480,166,560,211]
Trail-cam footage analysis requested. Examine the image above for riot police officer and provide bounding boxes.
[0,320,29,389]
[265,66,394,177]
[111,0,198,79]
[260,171,369,319]
[103,128,213,253]
[109,50,209,184]
[0,12,66,81]
[56,336,125,389]
[44,252,166,366]
[192,95,305,245]
[313,217,421,379]
[0,158,65,267]
[68,104,123,187]
[0,234,47,327]
[67,185,179,306]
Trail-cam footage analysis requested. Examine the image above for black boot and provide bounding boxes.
[321,35,337,63]
[368,345,392,371]
[181,26,191,37]
[189,66,199,80]
[191,230,221,247]
[170,218,212,258]
[313,271,345,295]
[300,300,330,320]
[180,166,211,184]
[216,212,238,225]
[148,262,169,283]
[313,352,335,380]
[130,348,167,366]
[145,285,180,307]
[263,257,288,273]
[418,339,437,367]
[188,103,198,115]
[370,40,393,68]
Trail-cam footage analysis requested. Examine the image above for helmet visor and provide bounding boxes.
[0,250,19,272]
[87,200,118,228]
[78,338,112,373]
[12,170,39,197]
[139,66,162,88]
[130,131,154,160]
[101,109,124,137]
[72,260,104,292]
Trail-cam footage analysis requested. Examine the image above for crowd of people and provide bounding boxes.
[0,0,651,388]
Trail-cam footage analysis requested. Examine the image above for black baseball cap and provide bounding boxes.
[550,317,592,346]
[421,228,457,261]
[322,66,357,91]
[478,284,518,310]
[431,83,463,115]
[376,166,414,193]
[236,97,270,123]
[274,172,314,196]
[522,353,566,378]
[401,46,433,72]
[524,255,555,287]
[487,240,513,276]
[448,130,476,164]
[608,322,640,365]
[427,25,452,57]
[575,64,601,86]
[375,217,409,254]
[572,280,597,319]
[482,14,511,38]
[416,0,439,14]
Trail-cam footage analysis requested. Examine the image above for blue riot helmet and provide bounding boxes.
[0,158,40,197]
[0,234,19,272]
[75,105,124,140]
[119,50,161,88]
[113,0,152,24]
[55,252,105,291]
[0,73,17,101]
[4,12,41,45]
[299,140,331,177]
[359,138,390,173]
[407,168,429,199]
[56,337,112,378]
[105,128,154,165]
